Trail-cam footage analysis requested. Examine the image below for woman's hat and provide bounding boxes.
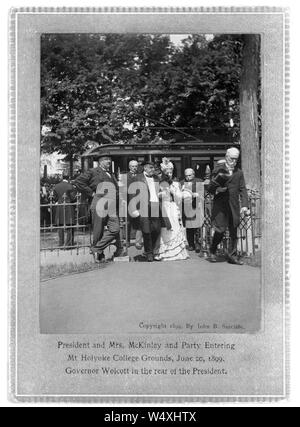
[160,157,174,171]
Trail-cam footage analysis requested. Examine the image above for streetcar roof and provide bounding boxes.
[81,141,240,158]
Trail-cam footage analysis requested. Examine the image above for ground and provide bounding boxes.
[40,250,261,334]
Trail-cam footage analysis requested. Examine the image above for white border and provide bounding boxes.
[1,0,298,409]
[10,8,288,402]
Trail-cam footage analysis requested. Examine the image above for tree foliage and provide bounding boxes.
[41,33,246,157]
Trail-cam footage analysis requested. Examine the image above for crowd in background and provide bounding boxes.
[40,148,249,266]
[40,161,208,228]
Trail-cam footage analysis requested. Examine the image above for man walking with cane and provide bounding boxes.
[207,147,249,265]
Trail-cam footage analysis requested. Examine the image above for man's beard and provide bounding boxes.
[225,158,236,171]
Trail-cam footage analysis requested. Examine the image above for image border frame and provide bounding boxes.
[8,6,290,403]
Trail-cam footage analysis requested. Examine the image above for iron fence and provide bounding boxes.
[40,189,261,257]
[40,192,128,254]
[199,189,261,257]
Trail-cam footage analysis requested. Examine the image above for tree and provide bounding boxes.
[239,34,261,191]
[41,34,173,162]
[41,33,257,174]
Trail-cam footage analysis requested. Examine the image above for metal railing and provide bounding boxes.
[41,192,91,253]
[40,189,261,257]
[40,192,129,254]
[199,189,261,257]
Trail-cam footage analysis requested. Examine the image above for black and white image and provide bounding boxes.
[40,33,262,334]
[10,9,287,400]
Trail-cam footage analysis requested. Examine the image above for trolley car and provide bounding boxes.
[81,141,241,180]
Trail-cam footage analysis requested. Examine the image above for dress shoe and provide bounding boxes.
[95,252,105,263]
[209,253,217,263]
[134,254,147,262]
[146,254,154,262]
[114,247,126,257]
[227,255,244,265]
[90,247,105,263]
[195,243,201,253]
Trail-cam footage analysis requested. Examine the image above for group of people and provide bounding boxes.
[70,146,249,265]
[41,174,87,248]
[124,158,204,262]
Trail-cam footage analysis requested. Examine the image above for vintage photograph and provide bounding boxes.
[39,33,262,335]
[10,8,287,400]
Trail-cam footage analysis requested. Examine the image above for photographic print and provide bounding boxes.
[10,8,288,401]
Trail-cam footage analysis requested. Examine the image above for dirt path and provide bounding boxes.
[40,256,261,334]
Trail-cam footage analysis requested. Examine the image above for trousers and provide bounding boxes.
[91,198,121,252]
[186,228,200,248]
[143,229,160,256]
[210,210,238,256]
[58,227,74,247]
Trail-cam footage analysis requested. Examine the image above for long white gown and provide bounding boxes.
[154,181,189,261]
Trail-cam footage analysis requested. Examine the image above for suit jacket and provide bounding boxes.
[207,164,249,229]
[127,172,137,186]
[180,178,204,227]
[129,173,171,234]
[125,172,138,221]
[74,167,119,200]
[53,181,77,225]
[180,178,203,209]
[74,167,119,213]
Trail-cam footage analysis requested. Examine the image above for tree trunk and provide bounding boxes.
[239,34,261,191]
[240,35,261,254]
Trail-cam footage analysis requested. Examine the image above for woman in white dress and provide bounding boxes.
[154,158,189,261]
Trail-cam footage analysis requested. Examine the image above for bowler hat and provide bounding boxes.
[142,155,155,167]
[142,160,155,167]
[97,150,111,159]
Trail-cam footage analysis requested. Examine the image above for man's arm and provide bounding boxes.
[73,170,94,198]
[207,169,227,195]
[69,185,78,203]
[239,171,249,208]
[52,187,59,203]
[206,176,217,195]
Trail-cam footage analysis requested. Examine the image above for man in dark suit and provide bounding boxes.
[40,183,50,227]
[127,160,139,183]
[207,147,249,265]
[181,168,204,253]
[128,160,170,262]
[53,175,77,247]
[74,151,123,262]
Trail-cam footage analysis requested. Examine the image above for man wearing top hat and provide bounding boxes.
[207,147,249,265]
[128,159,171,262]
[74,151,123,262]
